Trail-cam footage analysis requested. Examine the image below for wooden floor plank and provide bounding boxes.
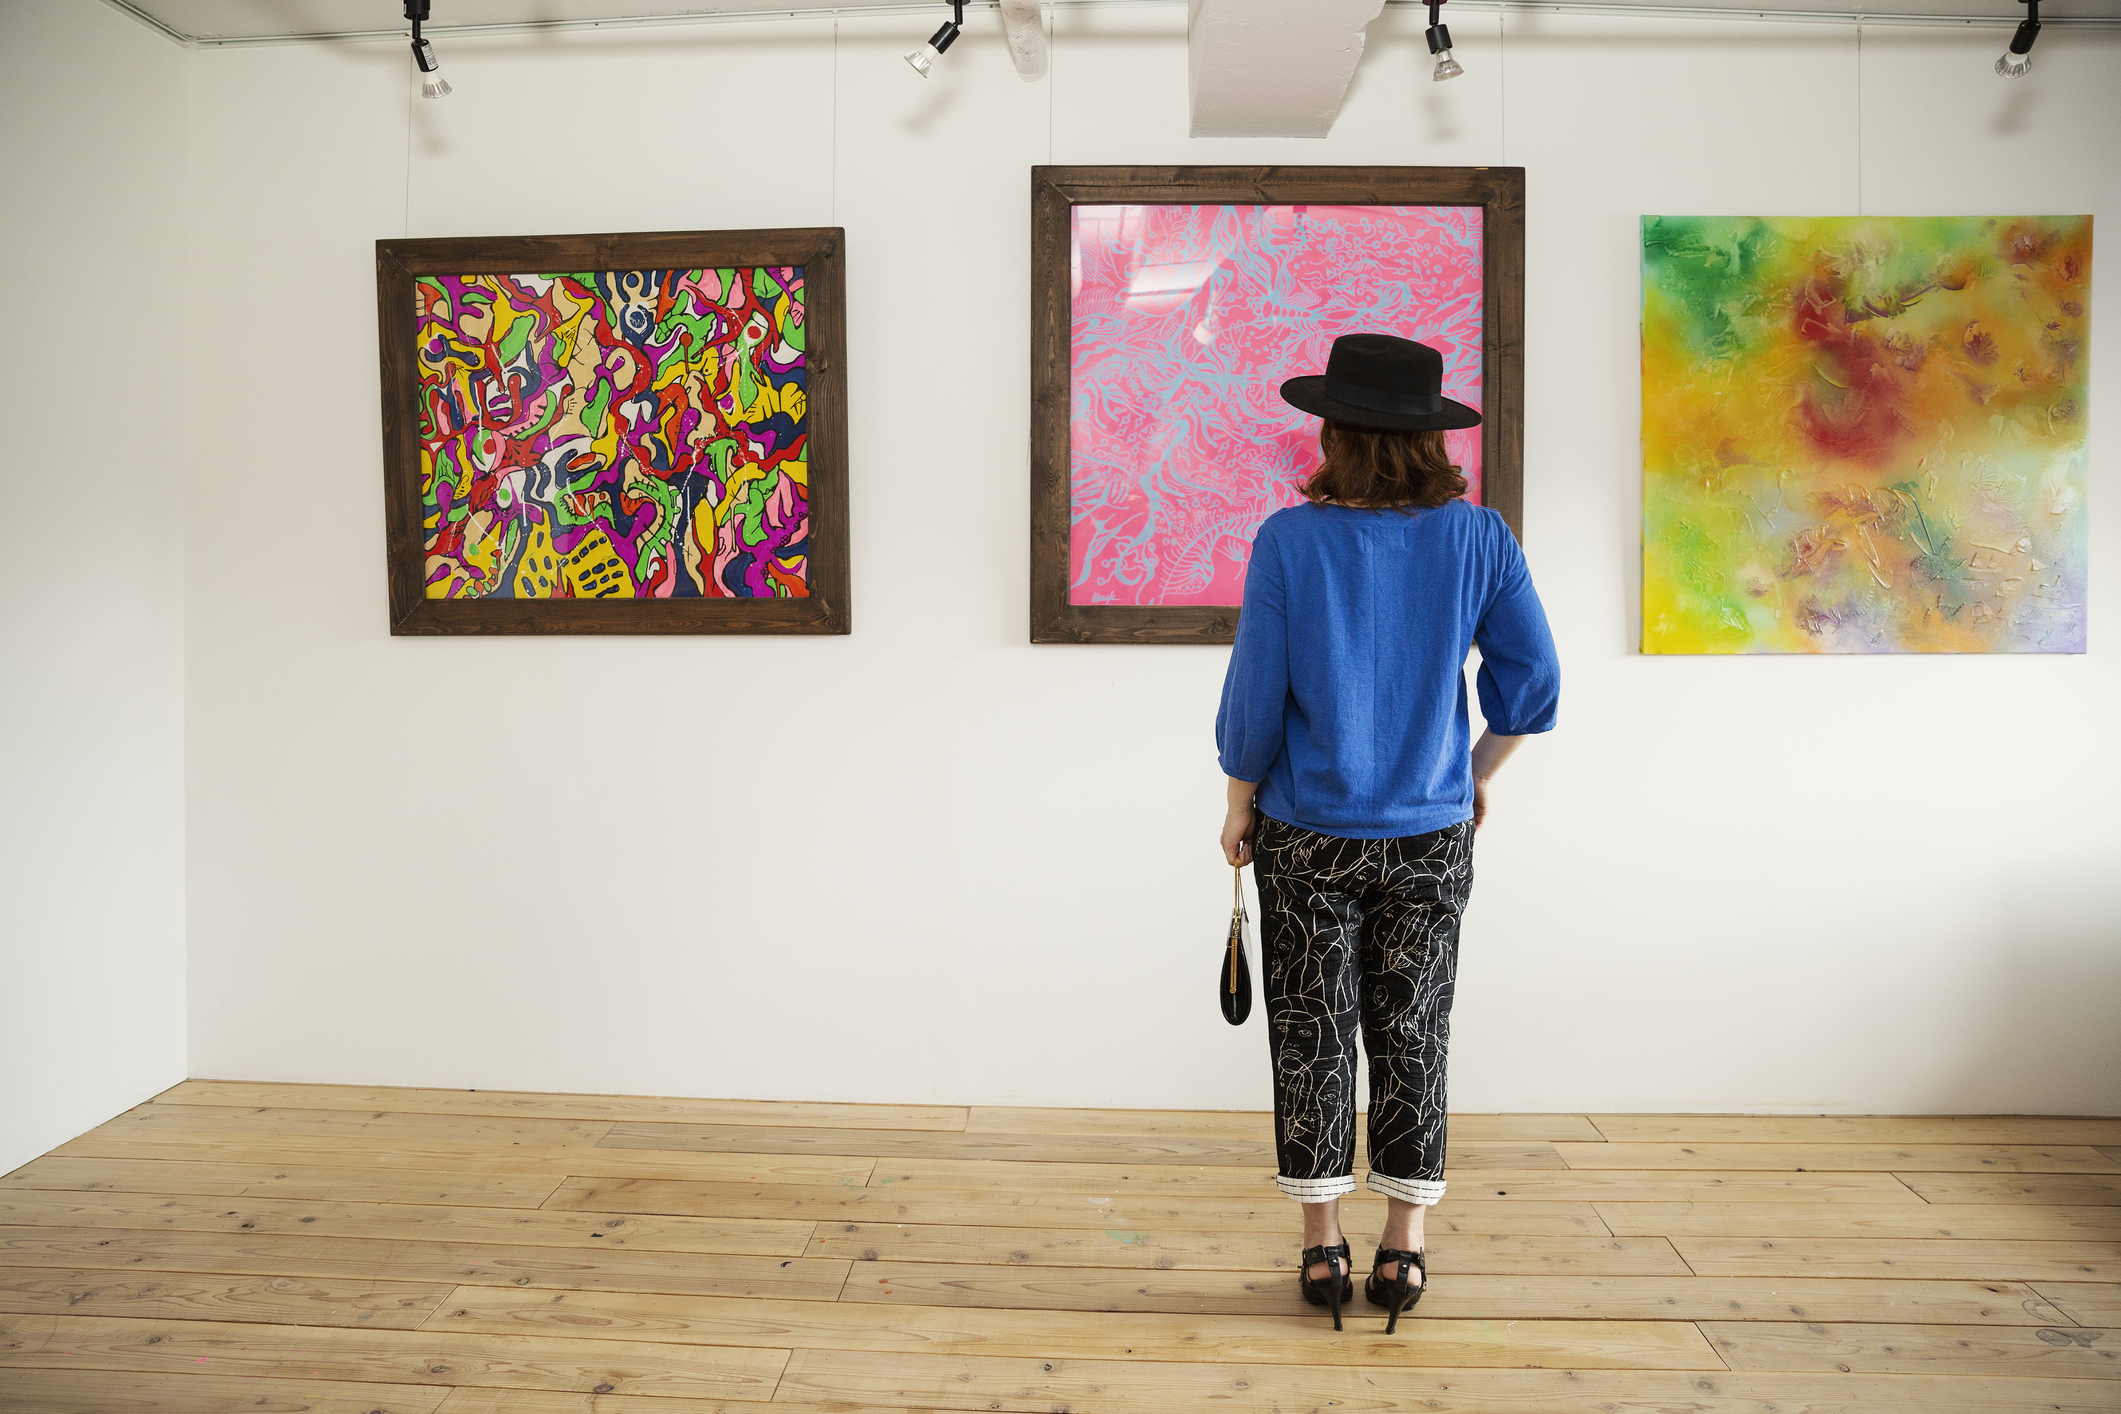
[0,1369,447,1413]
[1590,1115,2121,1146]
[165,1080,970,1133]
[0,1266,451,1329]
[865,1158,1919,1202]
[1440,1169,1927,1203]
[1675,1237,2121,1281]
[773,1350,2121,1413]
[88,1105,617,1149]
[1597,1202,2121,1240]
[434,1391,917,1414]
[607,1123,1276,1166]
[840,1262,2074,1323]
[863,1158,1299,1195]
[601,1122,1563,1170]
[805,1221,1691,1274]
[1899,1172,2121,1206]
[839,1261,1352,1316]
[1703,1320,2119,1379]
[424,1285,1722,1369]
[0,1312,789,1400]
[2030,1283,2121,1327]
[963,1108,1603,1142]
[0,1227,852,1301]
[2,1156,566,1209]
[0,1191,814,1258]
[1556,1142,2121,1173]
[543,1177,1606,1236]
[51,1136,877,1186]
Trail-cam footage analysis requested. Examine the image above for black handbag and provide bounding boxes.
[1220,863,1253,1025]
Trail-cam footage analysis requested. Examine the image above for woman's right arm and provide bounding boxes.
[1469,730,1528,829]
[1470,518,1560,827]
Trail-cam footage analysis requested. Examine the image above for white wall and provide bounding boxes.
[178,8,2120,1113]
[0,1,189,1173]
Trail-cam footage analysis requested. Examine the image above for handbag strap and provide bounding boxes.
[1228,864,1244,994]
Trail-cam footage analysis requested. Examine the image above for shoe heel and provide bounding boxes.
[1385,1289,1406,1335]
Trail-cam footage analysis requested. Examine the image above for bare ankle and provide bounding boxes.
[1378,1197,1427,1252]
[1300,1198,1343,1248]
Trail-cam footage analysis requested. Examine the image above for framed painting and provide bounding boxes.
[376,227,848,635]
[1642,214,2090,654]
[1030,166,1525,645]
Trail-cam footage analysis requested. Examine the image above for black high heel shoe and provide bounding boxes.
[1366,1246,1426,1334]
[1298,1241,1353,1330]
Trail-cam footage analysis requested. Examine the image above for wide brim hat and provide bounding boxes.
[1280,333,1482,432]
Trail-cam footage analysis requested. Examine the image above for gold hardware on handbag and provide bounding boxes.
[1220,863,1253,1026]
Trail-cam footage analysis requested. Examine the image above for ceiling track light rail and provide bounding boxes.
[906,0,967,76]
[99,0,2121,51]
[406,0,451,98]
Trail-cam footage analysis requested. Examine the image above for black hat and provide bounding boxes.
[1279,333,1482,432]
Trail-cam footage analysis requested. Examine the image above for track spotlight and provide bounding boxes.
[1425,0,1464,82]
[405,0,451,99]
[906,0,965,78]
[1995,0,2039,76]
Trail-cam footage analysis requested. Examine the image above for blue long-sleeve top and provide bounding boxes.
[1216,499,1560,839]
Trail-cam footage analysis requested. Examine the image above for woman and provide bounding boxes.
[1216,333,1560,1332]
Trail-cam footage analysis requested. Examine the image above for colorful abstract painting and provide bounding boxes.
[417,266,808,600]
[1642,216,2091,654]
[1069,204,1484,606]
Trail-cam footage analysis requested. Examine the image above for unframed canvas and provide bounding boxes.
[1031,167,1527,645]
[377,228,849,635]
[1641,214,2091,654]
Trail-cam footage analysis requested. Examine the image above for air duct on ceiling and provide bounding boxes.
[1000,0,1049,80]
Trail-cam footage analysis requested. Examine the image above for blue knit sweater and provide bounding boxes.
[1216,499,1560,839]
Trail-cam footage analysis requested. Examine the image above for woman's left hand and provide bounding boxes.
[1221,803,1255,866]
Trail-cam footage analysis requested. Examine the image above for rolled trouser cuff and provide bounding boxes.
[1367,1172,1446,1205]
[1277,1173,1358,1203]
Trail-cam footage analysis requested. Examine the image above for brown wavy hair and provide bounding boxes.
[1301,422,1469,510]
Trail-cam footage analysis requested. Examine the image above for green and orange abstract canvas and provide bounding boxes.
[1641,215,2090,654]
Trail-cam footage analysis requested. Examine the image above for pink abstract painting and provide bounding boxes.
[1068,204,1485,606]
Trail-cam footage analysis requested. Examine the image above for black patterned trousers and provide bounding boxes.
[1254,814,1474,1206]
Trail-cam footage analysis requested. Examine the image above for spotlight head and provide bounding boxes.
[1996,0,2039,78]
[405,0,449,99]
[412,37,451,98]
[905,20,961,77]
[1425,22,1463,81]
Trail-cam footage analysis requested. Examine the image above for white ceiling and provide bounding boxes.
[109,0,2121,44]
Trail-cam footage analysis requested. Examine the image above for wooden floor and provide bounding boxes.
[2,1085,2117,1412]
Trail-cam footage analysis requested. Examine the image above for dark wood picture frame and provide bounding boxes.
[1030,167,1525,645]
[377,227,849,635]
